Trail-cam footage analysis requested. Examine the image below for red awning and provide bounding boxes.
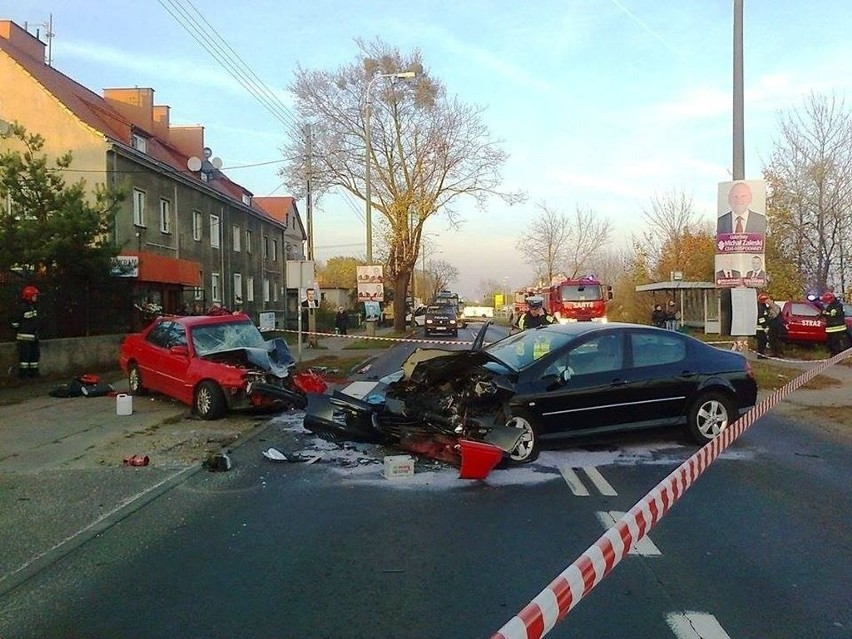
[121,251,202,287]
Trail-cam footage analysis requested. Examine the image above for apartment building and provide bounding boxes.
[0,20,305,327]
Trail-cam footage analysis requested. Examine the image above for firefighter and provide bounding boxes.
[820,291,847,356]
[517,296,556,331]
[11,285,42,378]
[755,293,770,358]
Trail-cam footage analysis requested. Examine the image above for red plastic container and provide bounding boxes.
[458,439,503,480]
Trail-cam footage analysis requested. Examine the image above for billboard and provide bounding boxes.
[357,264,384,302]
[715,180,766,288]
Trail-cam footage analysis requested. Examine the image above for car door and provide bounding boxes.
[138,320,174,393]
[618,328,693,425]
[155,321,194,404]
[521,330,630,436]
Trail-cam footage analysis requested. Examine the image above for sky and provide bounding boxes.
[3,0,852,300]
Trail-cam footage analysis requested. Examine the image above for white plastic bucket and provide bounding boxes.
[116,393,133,416]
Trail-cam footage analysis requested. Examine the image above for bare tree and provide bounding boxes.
[639,188,698,276]
[516,202,611,284]
[424,258,459,302]
[764,92,852,294]
[280,39,523,330]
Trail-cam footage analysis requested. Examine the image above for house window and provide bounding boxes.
[273,280,279,302]
[209,214,220,248]
[211,272,221,302]
[245,230,252,254]
[233,273,242,304]
[159,199,171,234]
[262,235,269,259]
[131,134,148,153]
[193,211,203,241]
[133,189,146,227]
[272,239,278,262]
[242,193,251,206]
[246,276,255,302]
[194,283,204,301]
[232,225,241,252]
[263,278,270,303]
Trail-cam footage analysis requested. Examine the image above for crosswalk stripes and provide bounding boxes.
[596,510,662,556]
[665,611,732,638]
[559,465,617,496]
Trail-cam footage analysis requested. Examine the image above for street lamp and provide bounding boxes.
[364,70,417,265]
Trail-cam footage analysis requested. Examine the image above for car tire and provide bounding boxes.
[128,363,148,396]
[504,412,539,464]
[687,391,735,444]
[195,380,226,420]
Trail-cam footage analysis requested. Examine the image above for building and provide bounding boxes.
[0,20,305,329]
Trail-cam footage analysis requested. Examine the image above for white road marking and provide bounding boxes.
[582,466,618,496]
[596,511,662,556]
[665,611,732,638]
[559,467,589,495]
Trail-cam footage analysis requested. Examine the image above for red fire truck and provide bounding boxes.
[545,275,612,322]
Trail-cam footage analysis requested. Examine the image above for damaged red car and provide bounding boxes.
[304,322,758,471]
[119,313,321,419]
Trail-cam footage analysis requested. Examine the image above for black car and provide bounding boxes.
[423,304,459,337]
[304,322,758,464]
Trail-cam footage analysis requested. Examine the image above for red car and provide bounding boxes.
[119,313,323,419]
[780,300,852,343]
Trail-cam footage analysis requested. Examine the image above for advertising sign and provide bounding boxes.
[714,180,767,288]
[357,264,384,302]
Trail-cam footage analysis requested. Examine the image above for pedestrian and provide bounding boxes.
[517,296,556,330]
[819,291,847,356]
[334,307,349,336]
[665,300,679,331]
[651,303,666,328]
[11,285,42,378]
[755,293,770,358]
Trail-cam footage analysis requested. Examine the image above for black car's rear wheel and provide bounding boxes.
[128,363,148,395]
[687,391,735,444]
[195,381,226,420]
[505,412,539,464]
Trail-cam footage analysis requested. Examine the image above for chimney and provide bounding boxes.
[103,87,155,134]
[152,105,170,141]
[0,20,47,62]
[168,125,205,160]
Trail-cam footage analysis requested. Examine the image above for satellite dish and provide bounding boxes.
[211,157,223,170]
[187,156,202,172]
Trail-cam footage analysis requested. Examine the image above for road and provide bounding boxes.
[1,325,850,638]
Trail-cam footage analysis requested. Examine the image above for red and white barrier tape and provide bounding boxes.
[282,328,475,347]
[491,348,851,639]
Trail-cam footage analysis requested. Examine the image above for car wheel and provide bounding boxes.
[128,363,148,395]
[505,412,539,464]
[687,391,735,444]
[195,381,226,420]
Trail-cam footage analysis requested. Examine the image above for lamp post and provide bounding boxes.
[364,70,416,265]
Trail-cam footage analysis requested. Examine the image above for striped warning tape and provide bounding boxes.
[491,347,852,639]
[281,328,476,347]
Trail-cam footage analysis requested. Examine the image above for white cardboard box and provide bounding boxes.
[383,455,415,479]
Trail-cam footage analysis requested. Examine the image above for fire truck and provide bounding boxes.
[545,275,612,322]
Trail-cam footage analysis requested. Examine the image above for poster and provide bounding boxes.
[356,265,384,302]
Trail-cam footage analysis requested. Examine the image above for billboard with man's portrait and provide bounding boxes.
[357,265,384,302]
[715,180,767,288]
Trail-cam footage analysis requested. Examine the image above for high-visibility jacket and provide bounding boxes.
[822,299,846,334]
[518,310,556,331]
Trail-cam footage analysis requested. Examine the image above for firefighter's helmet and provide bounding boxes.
[22,285,39,302]
[821,291,836,303]
[757,293,769,302]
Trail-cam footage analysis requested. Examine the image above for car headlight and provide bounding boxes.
[450,319,457,325]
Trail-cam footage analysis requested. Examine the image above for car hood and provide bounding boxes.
[201,337,295,377]
[402,348,509,385]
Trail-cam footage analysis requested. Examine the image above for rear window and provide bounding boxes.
[790,303,820,317]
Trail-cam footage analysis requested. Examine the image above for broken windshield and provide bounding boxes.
[191,320,267,356]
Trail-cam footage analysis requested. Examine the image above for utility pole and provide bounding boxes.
[304,124,314,261]
[733,0,744,181]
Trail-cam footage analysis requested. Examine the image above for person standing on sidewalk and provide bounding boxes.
[820,291,847,356]
[334,307,349,335]
[11,285,42,378]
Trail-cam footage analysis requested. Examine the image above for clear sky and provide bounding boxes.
[3,1,851,299]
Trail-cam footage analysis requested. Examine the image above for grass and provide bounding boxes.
[749,359,842,391]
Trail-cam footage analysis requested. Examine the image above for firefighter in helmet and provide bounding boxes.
[819,291,847,356]
[11,285,42,378]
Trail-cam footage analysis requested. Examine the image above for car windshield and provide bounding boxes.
[191,320,266,356]
[485,327,576,370]
[560,284,602,302]
[427,305,453,314]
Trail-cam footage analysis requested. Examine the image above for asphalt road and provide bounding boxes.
[1,327,850,639]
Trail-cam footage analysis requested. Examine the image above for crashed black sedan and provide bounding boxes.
[304,322,758,466]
